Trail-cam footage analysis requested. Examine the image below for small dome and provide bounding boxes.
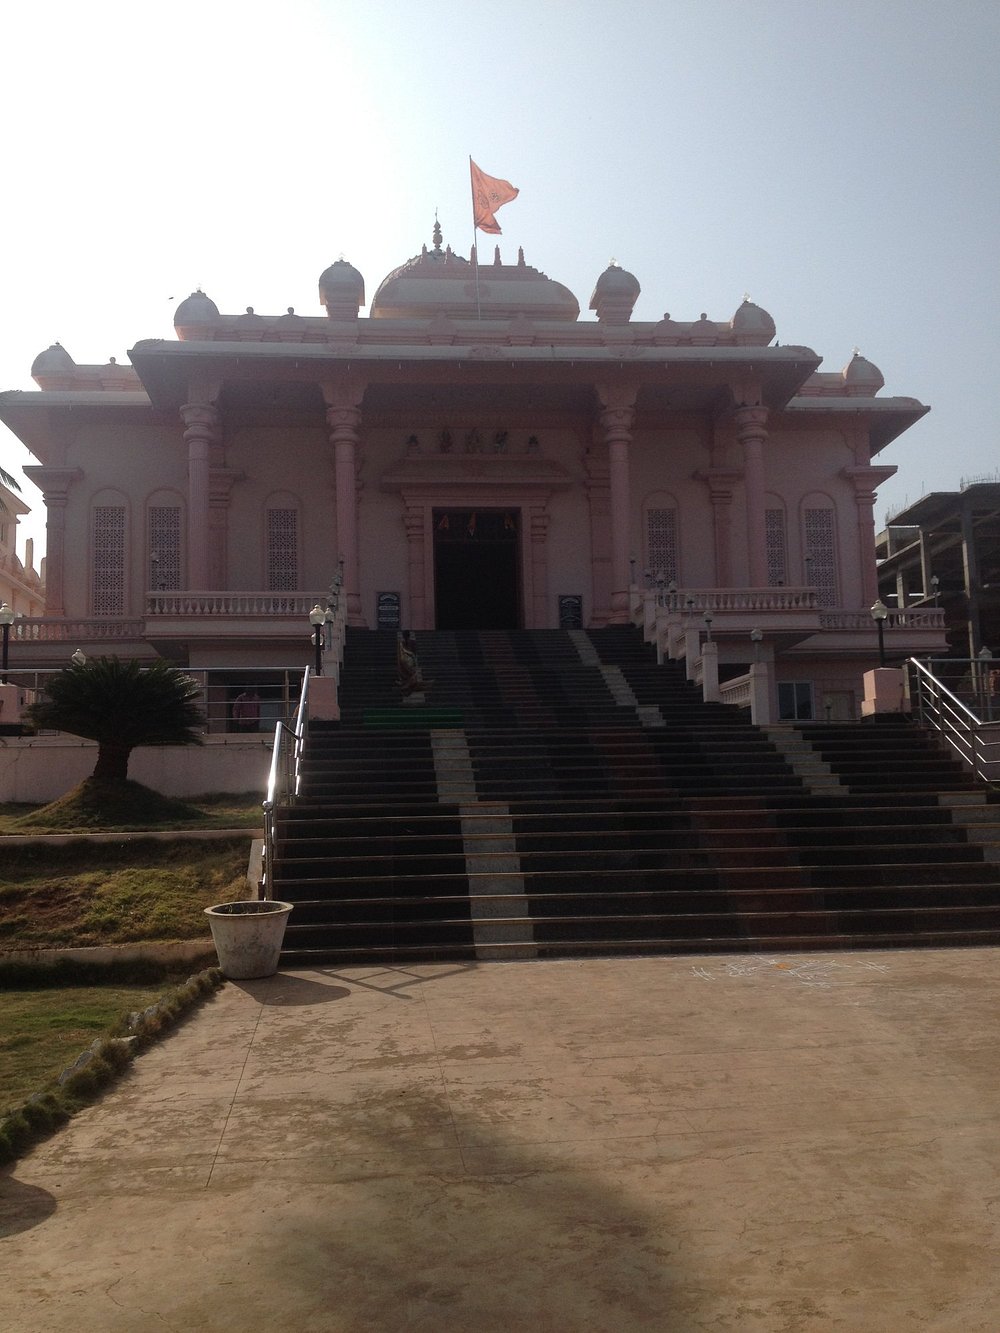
[319,259,365,319]
[173,290,220,328]
[731,298,776,346]
[589,263,640,324]
[30,342,75,379]
[842,351,884,395]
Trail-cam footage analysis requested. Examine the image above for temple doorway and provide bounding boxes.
[433,508,521,629]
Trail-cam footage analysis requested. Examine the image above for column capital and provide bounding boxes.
[21,465,83,502]
[595,382,638,438]
[320,376,366,412]
[325,404,362,438]
[732,404,769,442]
[842,464,896,503]
[180,401,220,435]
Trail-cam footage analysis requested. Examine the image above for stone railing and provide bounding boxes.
[12,618,146,642]
[819,608,946,631]
[719,674,753,709]
[146,592,328,616]
[652,587,818,612]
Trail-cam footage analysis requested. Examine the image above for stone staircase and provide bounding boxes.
[273,627,1000,965]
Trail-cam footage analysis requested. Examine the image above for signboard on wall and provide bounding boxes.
[558,594,583,629]
[376,592,401,630]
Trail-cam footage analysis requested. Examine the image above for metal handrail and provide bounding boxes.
[260,667,311,899]
[907,658,1000,784]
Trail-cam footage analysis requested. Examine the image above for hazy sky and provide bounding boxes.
[2,0,997,559]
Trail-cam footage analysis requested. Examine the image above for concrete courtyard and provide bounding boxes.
[1,948,998,1331]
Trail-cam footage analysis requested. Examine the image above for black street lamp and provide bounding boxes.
[309,604,326,675]
[0,603,13,685]
[870,598,889,667]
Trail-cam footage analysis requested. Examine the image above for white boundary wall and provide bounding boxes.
[0,736,273,803]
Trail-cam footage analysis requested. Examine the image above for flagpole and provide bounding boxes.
[469,156,483,321]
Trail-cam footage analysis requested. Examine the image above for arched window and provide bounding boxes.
[265,494,300,591]
[91,492,128,615]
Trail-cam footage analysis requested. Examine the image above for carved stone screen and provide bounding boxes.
[804,507,838,606]
[766,508,787,586]
[149,506,181,590]
[266,508,298,591]
[92,505,126,615]
[646,508,678,582]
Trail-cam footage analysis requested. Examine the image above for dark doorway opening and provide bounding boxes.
[433,509,521,629]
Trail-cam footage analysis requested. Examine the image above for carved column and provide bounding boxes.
[22,466,82,617]
[528,507,550,628]
[208,469,243,591]
[596,384,638,623]
[403,505,427,630]
[733,405,769,586]
[844,465,896,607]
[180,403,219,589]
[323,379,366,626]
[584,448,612,625]
[701,470,742,588]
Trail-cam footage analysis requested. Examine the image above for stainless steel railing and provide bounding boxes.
[907,658,1000,784]
[260,668,311,900]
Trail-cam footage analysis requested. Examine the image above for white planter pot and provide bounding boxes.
[204,900,293,979]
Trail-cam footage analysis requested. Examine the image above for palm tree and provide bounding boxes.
[26,657,204,785]
[0,464,20,513]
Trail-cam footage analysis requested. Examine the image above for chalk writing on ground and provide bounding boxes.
[691,956,890,990]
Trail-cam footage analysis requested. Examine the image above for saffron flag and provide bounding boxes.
[470,158,519,235]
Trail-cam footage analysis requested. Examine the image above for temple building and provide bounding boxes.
[0,225,944,720]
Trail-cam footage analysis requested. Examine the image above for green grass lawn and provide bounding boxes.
[0,837,252,948]
[0,983,176,1114]
[0,791,265,834]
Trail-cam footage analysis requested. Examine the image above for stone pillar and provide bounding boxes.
[208,469,242,591]
[733,405,769,587]
[22,466,82,617]
[528,507,550,628]
[180,403,219,589]
[583,449,612,625]
[323,379,366,626]
[403,504,427,630]
[701,470,741,587]
[844,465,896,608]
[700,638,720,702]
[596,384,638,623]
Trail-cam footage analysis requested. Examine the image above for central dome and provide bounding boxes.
[371,224,580,322]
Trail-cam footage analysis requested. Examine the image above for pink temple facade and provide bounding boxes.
[0,226,942,720]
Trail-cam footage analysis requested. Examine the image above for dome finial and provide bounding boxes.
[432,215,443,253]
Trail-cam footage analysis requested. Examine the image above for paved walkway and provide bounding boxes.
[1,949,998,1331]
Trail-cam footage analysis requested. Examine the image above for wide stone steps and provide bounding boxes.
[273,627,1000,965]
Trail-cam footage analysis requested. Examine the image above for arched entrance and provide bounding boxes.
[433,508,521,629]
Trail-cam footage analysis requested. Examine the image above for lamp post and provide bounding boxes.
[309,604,326,675]
[0,603,13,685]
[750,626,763,663]
[931,574,940,606]
[870,598,889,667]
[703,610,714,643]
[629,553,636,586]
